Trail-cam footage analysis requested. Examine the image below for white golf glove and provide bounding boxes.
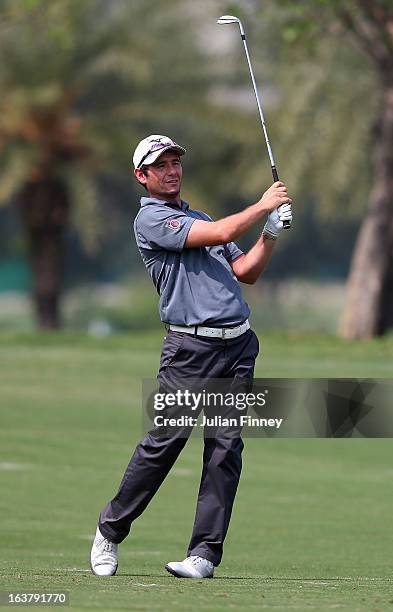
[263,202,292,240]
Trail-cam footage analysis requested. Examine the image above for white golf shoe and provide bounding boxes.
[90,527,118,576]
[165,555,214,579]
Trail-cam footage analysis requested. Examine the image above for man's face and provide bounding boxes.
[134,150,182,202]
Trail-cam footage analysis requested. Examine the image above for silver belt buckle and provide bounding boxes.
[221,328,227,339]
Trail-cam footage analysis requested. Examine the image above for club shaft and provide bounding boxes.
[218,16,291,229]
[240,34,278,181]
[231,18,290,229]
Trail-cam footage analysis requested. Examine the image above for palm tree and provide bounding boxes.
[0,0,225,328]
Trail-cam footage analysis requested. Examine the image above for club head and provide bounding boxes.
[217,15,240,25]
[217,15,244,36]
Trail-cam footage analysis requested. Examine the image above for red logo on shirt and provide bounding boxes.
[165,219,180,230]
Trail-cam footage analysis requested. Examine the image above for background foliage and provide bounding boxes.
[0,0,377,279]
[0,0,390,334]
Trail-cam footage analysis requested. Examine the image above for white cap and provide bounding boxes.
[133,134,186,169]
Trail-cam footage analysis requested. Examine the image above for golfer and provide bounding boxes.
[90,134,292,578]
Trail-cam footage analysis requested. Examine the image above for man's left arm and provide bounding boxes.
[229,202,292,285]
[230,234,275,284]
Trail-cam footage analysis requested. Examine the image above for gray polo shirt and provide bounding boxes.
[133,197,250,326]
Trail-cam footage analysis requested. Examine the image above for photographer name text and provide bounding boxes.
[153,415,283,429]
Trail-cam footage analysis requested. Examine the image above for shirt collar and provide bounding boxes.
[140,196,189,211]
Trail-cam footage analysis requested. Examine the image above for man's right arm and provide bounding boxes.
[185,182,291,248]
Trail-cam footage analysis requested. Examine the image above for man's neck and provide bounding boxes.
[148,192,181,207]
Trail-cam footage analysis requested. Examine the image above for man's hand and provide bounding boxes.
[263,202,292,240]
[185,180,292,248]
[259,181,292,214]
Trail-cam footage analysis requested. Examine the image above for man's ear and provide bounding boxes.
[134,167,148,186]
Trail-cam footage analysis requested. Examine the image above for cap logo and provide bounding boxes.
[147,136,175,154]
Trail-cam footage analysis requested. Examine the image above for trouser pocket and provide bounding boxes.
[159,331,186,371]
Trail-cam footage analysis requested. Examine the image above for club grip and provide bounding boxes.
[271,166,291,229]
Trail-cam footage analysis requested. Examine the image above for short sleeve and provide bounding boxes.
[224,241,244,262]
[134,206,195,252]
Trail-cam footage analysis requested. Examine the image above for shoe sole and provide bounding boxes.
[165,564,213,579]
[90,562,118,576]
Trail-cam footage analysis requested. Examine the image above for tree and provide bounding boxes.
[0,0,233,328]
[335,1,393,337]
[0,0,133,327]
[245,0,393,337]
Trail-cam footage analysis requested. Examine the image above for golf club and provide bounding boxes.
[217,15,291,229]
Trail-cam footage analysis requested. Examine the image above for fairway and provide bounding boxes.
[1,331,393,611]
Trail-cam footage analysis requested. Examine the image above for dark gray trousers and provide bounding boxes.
[99,328,259,566]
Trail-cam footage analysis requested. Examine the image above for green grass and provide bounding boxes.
[1,331,393,611]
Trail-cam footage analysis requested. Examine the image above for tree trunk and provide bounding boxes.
[339,83,393,338]
[16,177,69,330]
[378,239,393,332]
